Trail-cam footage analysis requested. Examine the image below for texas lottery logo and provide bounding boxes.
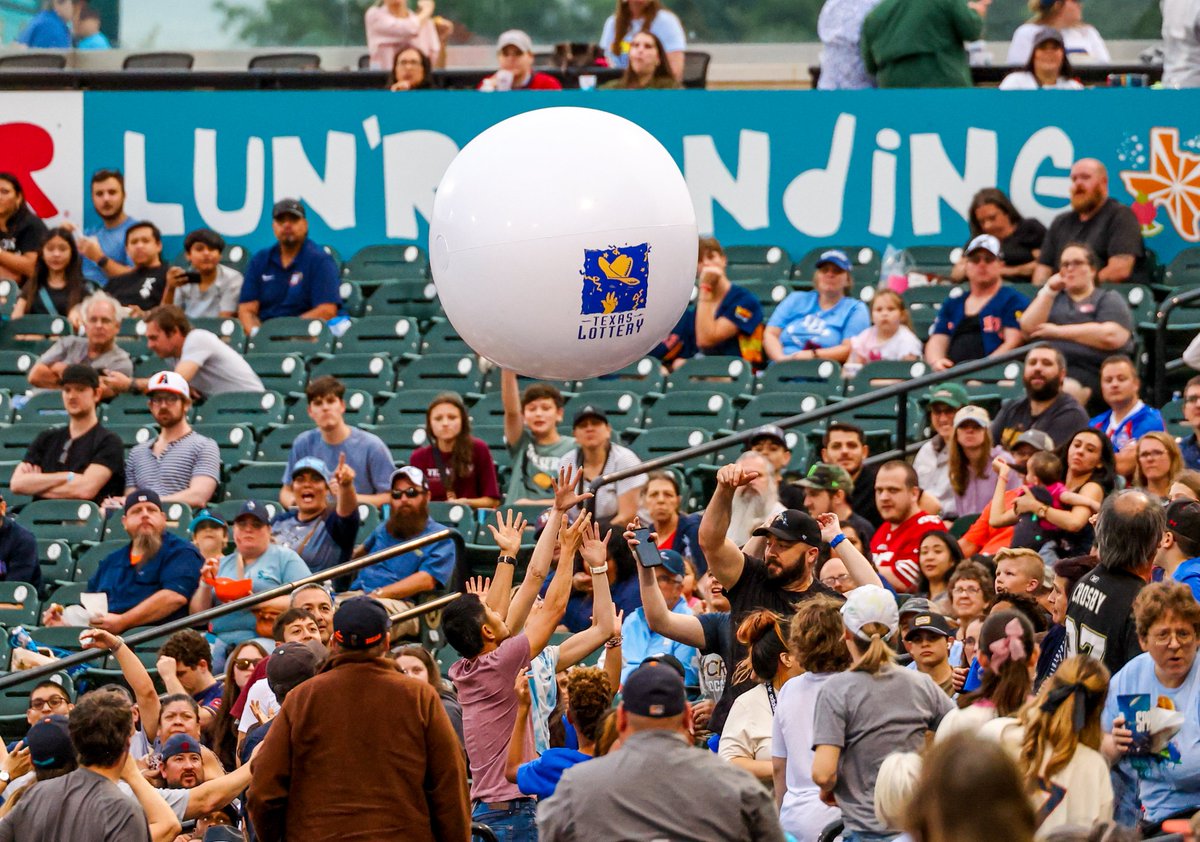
[578,243,649,341]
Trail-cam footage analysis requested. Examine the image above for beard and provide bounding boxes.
[387,506,428,540]
[1070,187,1104,216]
[1024,375,1061,402]
[727,487,775,547]
[765,554,809,586]
[132,531,163,561]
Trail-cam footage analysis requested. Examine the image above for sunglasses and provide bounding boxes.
[967,254,997,264]
[231,658,263,671]
[392,487,425,499]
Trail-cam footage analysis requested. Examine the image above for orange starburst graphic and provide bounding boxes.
[1120,128,1200,242]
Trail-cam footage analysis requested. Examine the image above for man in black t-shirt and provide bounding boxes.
[105,221,168,316]
[1065,489,1163,676]
[991,345,1090,451]
[699,462,842,732]
[10,364,125,503]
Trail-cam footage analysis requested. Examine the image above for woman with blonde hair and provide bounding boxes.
[599,0,686,80]
[1132,431,1184,501]
[812,586,954,842]
[948,405,1018,516]
[1170,469,1200,502]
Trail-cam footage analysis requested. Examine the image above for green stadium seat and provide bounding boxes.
[844,360,931,396]
[371,423,430,459]
[0,280,19,316]
[24,625,89,654]
[723,244,792,281]
[902,284,960,318]
[284,388,375,426]
[1162,398,1190,438]
[395,354,483,398]
[363,280,441,321]
[662,356,754,400]
[192,390,287,427]
[643,392,736,433]
[189,318,247,353]
[479,368,573,397]
[472,424,508,451]
[793,246,881,289]
[574,357,664,397]
[1162,247,1200,288]
[0,424,44,462]
[190,423,258,469]
[343,244,428,281]
[224,463,287,501]
[338,280,365,317]
[758,359,844,398]
[113,319,149,358]
[374,389,447,428]
[101,392,163,426]
[223,244,252,274]
[103,424,158,454]
[468,392,507,428]
[563,390,644,431]
[0,460,31,511]
[630,426,714,468]
[0,350,37,393]
[36,539,74,586]
[70,540,127,585]
[0,390,12,426]
[46,580,90,606]
[738,279,792,308]
[0,581,39,626]
[736,392,825,430]
[955,359,1024,386]
[429,501,480,535]
[420,319,473,356]
[11,390,71,425]
[256,424,309,462]
[903,245,962,279]
[320,243,343,270]
[1120,285,1156,326]
[247,353,310,397]
[336,315,421,358]
[355,503,381,543]
[244,318,334,357]
[309,353,396,395]
[0,314,71,354]
[20,499,103,546]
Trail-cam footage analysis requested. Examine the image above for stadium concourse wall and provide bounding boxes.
[3,89,1199,262]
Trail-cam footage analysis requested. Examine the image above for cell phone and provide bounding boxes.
[632,527,662,568]
[183,271,202,284]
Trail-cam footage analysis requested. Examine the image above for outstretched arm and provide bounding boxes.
[557,522,617,668]
[626,520,705,648]
[815,513,882,588]
[699,463,757,588]
[481,509,528,618]
[82,629,161,744]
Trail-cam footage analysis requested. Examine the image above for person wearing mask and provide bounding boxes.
[479,29,563,91]
[162,228,243,319]
[0,172,48,284]
[409,392,500,508]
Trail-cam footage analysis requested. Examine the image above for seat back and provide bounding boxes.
[123,52,194,70]
[248,52,321,70]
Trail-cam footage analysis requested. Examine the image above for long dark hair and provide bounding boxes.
[967,188,1024,238]
[611,0,662,55]
[24,227,86,314]
[1057,428,1116,494]
[916,531,964,595]
[389,46,432,89]
[207,640,268,770]
[425,392,475,482]
[0,172,29,228]
[1022,35,1074,82]
[614,31,676,88]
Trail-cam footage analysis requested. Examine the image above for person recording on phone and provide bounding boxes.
[102,222,168,318]
[163,229,244,320]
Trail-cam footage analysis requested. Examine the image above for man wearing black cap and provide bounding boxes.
[248,597,470,842]
[559,404,645,527]
[237,198,341,335]
[538,663,784,841]
[699,461,842,733]
[11,363,125,503]
[1158,499,1200,601]
[903,611,957,696]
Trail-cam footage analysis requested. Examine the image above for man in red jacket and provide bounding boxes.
[870,460,945,594]
[247,597,470,841]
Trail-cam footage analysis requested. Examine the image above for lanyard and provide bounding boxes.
[765,682,777,714]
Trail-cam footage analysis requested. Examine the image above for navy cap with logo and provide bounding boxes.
[751,509,821,545]
[332,596,391,649]
[234,500,271,526]
[657,549,686,578]
[25,715,73,769]
[903,612,954,641]
[639,652,686,678]
[572,405,608,427]
[623,663,686,718]
[161,733,203,761]
[1166,499,1200,545]
[272,198,305,220]
[124,488,162,515]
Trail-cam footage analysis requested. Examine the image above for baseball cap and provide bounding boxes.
[904,612,954,641]
[1013,429,1056,453]
[1032,26,1065,48]
[924,382,969,410]
[292,456,332,485]
[161,733,203,761]
[842,584,899,641]
[61,363,100,389]
[752,509,821,545]
[657,549,685,578]
[747,424,788,449]
[272,198,305,220]
[188,508,226,532]
[953,405,990,430]
[124,488,162,515]
[966,234,1002,257]
[266,640,325,697]
[898,597,934,618]
[572,405,608,427]
[1166,500,1200,545]
[640,652,686,678]
[390,465,427,490]
[25,715,73,769]
[622,663,686,718]
[815,249,851,272]
[234,500,271,526]
[332,596,391,649]
[798,463,854,494]
[144,370,190,400]
[497,29,533,54]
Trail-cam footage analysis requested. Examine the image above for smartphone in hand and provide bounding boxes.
[632,526,663,568]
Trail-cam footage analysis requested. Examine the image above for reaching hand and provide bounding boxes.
[249,699,271,726]
[513,668,531,708]
[487,509,527,558]
[716,463,759,491]
[552,465,594,512]
[579,521,612,569]
[156,655,178,679]
[332,453,356,489]
[464,576,491,598]
[79,628,123,652]
[992,458,1010,481]
[814,512,842,543]
[200,558,220,581]
[1,744,30,780]
[560,511,591,561]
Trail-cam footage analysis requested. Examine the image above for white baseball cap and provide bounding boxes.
[966,234,1002,258]
[146,370,190,400]
[841,585,899,641]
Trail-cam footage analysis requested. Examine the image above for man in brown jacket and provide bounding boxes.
[246,596,471,841]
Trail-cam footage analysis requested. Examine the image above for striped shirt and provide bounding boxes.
[125,430,221,496]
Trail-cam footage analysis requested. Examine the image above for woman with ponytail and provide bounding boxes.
[812,586,954,842]
[719,610,801,782]
[980,655,1112,837]
[937,610,1038,740]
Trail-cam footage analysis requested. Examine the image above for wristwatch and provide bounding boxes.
[496,555,516,566]
[0,770,11,784]
[589,563,609,575]
[97,256,109,269]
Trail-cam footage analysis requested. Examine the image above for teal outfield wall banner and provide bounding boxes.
[3,90,1199,263]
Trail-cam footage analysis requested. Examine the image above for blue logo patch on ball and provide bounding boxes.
[577,243,649,342]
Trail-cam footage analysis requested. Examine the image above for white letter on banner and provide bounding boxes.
[381,130,459,240]
[271,132,356,230]
[123,132,184,236]
[193,129,265,237]
[910,128,997,236]
[1009,127,1074,226]
[869,129,901,237]
[782,113,855,237]
[682,131,769,234]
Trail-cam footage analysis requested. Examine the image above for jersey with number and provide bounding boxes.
[1064,566,1145,677]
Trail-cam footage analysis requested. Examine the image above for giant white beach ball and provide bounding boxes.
[428,106,698,381]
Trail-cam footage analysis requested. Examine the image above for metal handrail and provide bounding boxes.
[588,343,1040,500]
[1151,287,1200,407]
[0,528,465,691]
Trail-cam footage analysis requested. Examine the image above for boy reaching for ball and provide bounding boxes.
[502,369,575,504]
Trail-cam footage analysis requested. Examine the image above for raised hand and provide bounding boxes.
[553,464,594,513]
[560,511,591,561]
[716,463,759,491]
[464,576,491,598]
[815,512,842,544]
[487,509,527,558]
[513,668,532,709]
[156,655,178,680]
[992,457,1010,481]
[332,452,355,488]
[580,521,612,570]
[79,628,123,651]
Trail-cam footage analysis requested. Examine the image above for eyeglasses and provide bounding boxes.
[1059,259,1089,269]
[952,584,982,596]
[392,487,424,499]
[1185,394,1200,405]
[148,394,183,405]
[967,254,997,264]
[1140,450,1169,459]
[397,58,423,67]
[29,696,69,711]
[1149,628,1196,646]
[822,573,851,587]
[231,658,263,671]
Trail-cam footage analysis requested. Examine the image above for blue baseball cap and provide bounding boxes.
[161,733,203,761]
[25,715,73,769]
[657,549,686,578]
[816,249,852,272]
[124,488,162,515]
[623,663,686,718]
[332,596,390,649]
[291,457,332,485]
[188,509,226,532]
[234,500,271,526]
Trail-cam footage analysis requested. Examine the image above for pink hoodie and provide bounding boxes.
[365,4,441,72]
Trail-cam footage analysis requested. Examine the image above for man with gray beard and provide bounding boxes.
[726,450,784,547]
[43,489,202,632]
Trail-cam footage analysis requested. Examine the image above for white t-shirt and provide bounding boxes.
[772,672,842,841]
[999,71,1084,89]
[558,444,647,523]
[935,702,997,741]
[718,682,774,767]
[237,677,278,735]
[1007,22,1111,64]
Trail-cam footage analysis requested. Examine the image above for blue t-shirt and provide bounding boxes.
[283,427,395,496]
[1103,651,1200,823]
[17,10,70,48]
[76,32,112,50]
[88,533,203,621]
[1182,434,1200,472]
[270,507,361,574]
[240,238,340,320]
[351,517,455,591]
[81,217,138,286]
[1172,557,1200,602]
[653,285,765,366]
[208,545,311,644]
[599,10,686,68]
[1090,403,1166,454]
[621,600,700,686]
[516,748,591,799]
[767,292,869,355]
[931,285,1029,357]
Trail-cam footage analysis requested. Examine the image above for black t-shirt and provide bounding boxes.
[998,217,1047,273]
[22,423,126,502]
[947,312,986,364]
[104,264,167,309]
[849,462,882,531]
[1064,565,1145,677]
[1037,198,1145,281]
[21,280,80,317]
[0,205,47,264]
[990,393,1091,451]
[710,554,844,733]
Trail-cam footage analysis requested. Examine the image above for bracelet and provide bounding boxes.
[604,636,623,649]
[829,533,846,550]
[1036,506,1048,519]
[496,555,516,566]
[66,472,75,484]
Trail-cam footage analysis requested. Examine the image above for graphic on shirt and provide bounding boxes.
[578,243,648,342]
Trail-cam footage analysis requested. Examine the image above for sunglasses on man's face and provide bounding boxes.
[392,487,424,499]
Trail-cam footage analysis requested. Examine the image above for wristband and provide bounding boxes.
[829,533,846,550]
[97,256,109,269]
[66,472,75,484]
[604,636,623,649]
[589,563,609,575]
[496,555,516,566]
